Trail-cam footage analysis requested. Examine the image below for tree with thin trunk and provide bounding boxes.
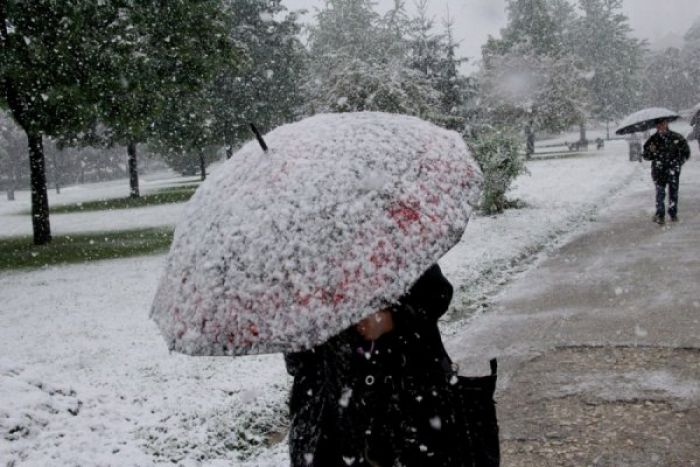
[1,1,114,244]
[80,1,238,199]
[150,86,221,177]
[573,0,645,128]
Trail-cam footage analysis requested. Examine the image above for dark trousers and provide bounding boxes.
[655,171,680,218]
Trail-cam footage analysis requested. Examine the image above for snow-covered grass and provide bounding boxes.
[3,138,689,465]
[0,256,290,465]
[47,185,198,214]
[0,170,200,238]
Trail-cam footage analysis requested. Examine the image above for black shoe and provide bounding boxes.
[670,215,679,222]
[653,215,665,225]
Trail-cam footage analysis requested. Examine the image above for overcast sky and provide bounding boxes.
[282,0,700,70]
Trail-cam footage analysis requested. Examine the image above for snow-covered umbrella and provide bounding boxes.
[615,107,680,135]
[150,112,482,356]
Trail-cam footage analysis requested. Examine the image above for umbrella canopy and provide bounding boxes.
[615,108,680,135]
[150,112,482,356]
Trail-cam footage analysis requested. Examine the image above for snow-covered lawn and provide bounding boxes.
[3,139,689,465]
[0,170,200,238]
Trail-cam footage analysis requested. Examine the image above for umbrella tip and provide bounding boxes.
[249,123,268,153]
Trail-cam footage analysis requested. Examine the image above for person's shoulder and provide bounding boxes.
[668,130,687,141]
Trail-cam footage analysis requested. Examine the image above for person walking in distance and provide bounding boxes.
[643,119,691,224]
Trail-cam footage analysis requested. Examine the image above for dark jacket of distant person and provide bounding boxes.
[643,130,690,184]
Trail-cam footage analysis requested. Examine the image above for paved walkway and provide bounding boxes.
[448,156,700,466]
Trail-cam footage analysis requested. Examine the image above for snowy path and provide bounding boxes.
[2,139,690,465]
[441,141,643,318]
[446,155,700,466]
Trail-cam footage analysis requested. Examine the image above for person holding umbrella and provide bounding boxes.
[616,108,691,224]
[150,112,496,466]
[643,119,691,224]
[285,263,498,466]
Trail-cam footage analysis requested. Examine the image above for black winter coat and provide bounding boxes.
[643,130,691,184]
[284,265,470,467]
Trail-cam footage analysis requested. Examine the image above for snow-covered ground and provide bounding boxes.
[441,139,644,317]
[2,136,697,465]
[0,170,200,237]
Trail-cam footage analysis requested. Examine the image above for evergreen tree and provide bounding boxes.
[408,0,444,80]
[483,0,564,59]
[573,0,645,133]
[641,18,700,111]
[306,0,472,126]
[308,0,382,69]
[215,0,307,159]
[479,0,587,141]
[405,2,470,128]
[306,0,439,118]
[681,18,700,105]
[479,43,587,135]
[92,1,237,196]
[642,47,695,111]
[434,10,473,129]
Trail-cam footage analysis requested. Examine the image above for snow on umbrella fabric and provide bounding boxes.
[150,112,482,357]
[615,107,680,135]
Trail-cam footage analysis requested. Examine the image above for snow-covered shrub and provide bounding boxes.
[137,383,289,463]
[466,127,527,214]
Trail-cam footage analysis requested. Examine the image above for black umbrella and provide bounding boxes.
[615,107,680,135]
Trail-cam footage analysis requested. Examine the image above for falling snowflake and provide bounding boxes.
[339,388,353,408]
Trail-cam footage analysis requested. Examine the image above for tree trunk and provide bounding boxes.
[127,141,140,198]
[606,121,610,141]
[199,153,206,181]
[579,122,587,144]
[52,146,60,194]
[6,150,16,201]
[27,132,51,245]
[525,122,535,160]
[224,127,234,160]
